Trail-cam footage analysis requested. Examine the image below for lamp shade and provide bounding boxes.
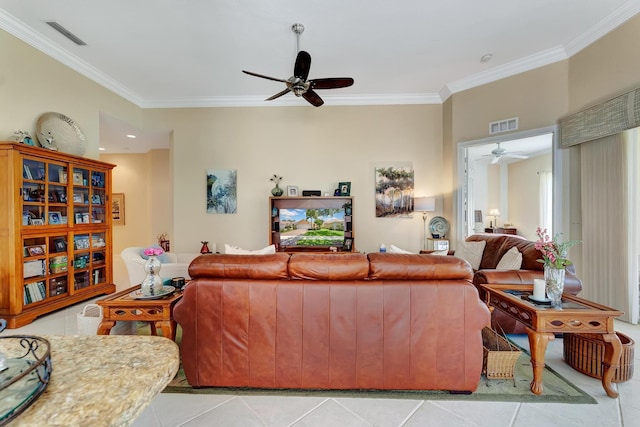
[489,208,501,216]
[414,197,436,212]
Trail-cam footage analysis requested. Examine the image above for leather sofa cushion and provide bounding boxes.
[368,253,473,280]
[289,253,369,280]
[466,234,543,270]
[188,253,290,280]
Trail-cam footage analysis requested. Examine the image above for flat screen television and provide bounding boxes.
[277,208,346,249]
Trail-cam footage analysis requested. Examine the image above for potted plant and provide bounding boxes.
[342,202,352,216]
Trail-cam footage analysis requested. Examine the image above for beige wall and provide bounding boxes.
[100,150,171,288]
[508,153,552,240]
[0,30,141,159]
[143,105,443,255]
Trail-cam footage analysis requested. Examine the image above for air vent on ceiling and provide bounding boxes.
[560,87,639,148]
[489,117,518,134]
[46,21,87,46]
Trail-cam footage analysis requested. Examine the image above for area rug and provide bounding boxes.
[160,340,595,404]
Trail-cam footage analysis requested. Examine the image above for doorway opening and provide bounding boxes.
[456,126,561,242]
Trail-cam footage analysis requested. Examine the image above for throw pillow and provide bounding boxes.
[495,246,523,270]
[430,249,449,256]
[388,244,414,254]
[224,243,276,255]
[139,245,171,263]
[454,240,486,270]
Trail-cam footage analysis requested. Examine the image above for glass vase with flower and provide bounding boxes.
[270,174,284,196]
[534,227,580,308]
[141,246,165,296]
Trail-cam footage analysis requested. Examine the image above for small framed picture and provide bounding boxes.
[72,171,84,185]
[52,238,67,253]
[56,191,67,203]
[73,193,84,203]
[30,218,44,226]
[91,194,101,205]
[58,170,68,184]
[75,213,84,224]
[48,211,62,224]
[26,245,45,257]
[343,237,354,252]
[339,181,351,196]
[287,186,299,197]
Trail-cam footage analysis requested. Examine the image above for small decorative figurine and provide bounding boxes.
[200,241,211,254]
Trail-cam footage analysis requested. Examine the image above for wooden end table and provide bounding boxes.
[479,284,623,398]
[96,285,183,340]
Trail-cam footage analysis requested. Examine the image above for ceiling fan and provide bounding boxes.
[485,142,529,164]
[242,23,354,107]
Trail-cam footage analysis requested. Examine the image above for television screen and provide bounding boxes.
[278,208,345,248]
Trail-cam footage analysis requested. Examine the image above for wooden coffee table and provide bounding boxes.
[96,285,183,340]
[479,284,623,398]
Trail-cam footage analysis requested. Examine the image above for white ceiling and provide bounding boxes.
[1,1,638,152]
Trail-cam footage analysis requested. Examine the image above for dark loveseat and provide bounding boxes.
[174,252,491,392]
[466,234,582,334]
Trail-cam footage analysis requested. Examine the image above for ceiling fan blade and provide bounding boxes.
[302,89,324,107]
[294,51,311,80]
[491,156,500,164]
[310,77,354,90]
[266,88,291,101]
[504,153,529,159]
[242,70,288,83]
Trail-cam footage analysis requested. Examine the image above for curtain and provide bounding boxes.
[580,134,631,321]
[539,171,553,235]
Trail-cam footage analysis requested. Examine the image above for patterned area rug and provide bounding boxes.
[155,325,595,404]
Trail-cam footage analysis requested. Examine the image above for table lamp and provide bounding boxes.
[489,208,501,228]
[414,196,436,249]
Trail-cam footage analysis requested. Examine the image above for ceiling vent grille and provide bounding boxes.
[560,88,639,148]
[46,21,87,46]
[489,117,518,134]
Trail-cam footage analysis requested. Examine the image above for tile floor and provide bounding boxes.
[6,299,640,427]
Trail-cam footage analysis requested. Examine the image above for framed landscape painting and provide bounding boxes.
[375,163,415,218]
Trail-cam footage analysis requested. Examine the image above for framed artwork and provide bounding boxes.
[112,193,125,225]
[73,193,84,203]
[343,237,354,252]
[30,218,44,226]
[375,163,415,218]
[48,211,62,224]
[52,238,67,253]
[26,245,45,257]
[339,182,351,196]
[206,169,237,214]
[58,170,68,184]
[72,171,84,185]
[287,186,299,197]
[91,194,101,205]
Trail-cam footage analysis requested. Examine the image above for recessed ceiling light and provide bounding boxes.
[480,54,493,63]
[98,147,106,151]
[126,134,136,138]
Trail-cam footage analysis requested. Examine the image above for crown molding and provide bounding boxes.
[3,4,639,108]
[0,9,146,106]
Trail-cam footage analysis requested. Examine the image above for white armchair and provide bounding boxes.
[120,247,200,286]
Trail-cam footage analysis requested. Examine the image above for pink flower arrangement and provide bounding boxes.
[143,246,165,257]
[534,227,580,269]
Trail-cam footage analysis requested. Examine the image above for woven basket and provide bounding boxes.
[563,332,634,383]
[482,327,522,380]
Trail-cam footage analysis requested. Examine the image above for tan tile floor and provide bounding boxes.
[7,299,639,427]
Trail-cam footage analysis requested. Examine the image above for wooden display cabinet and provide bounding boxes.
[0,142,116,328]
[269,196,354,252]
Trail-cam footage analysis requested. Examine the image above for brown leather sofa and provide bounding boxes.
[174,252,491,392]
[466,234,582,334]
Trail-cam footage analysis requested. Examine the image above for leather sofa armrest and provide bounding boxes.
[473,269,582,296]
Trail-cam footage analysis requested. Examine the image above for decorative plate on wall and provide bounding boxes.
[36,112,87,156]
[429,216,450,238]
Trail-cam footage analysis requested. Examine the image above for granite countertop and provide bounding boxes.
[2,335,179,426]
